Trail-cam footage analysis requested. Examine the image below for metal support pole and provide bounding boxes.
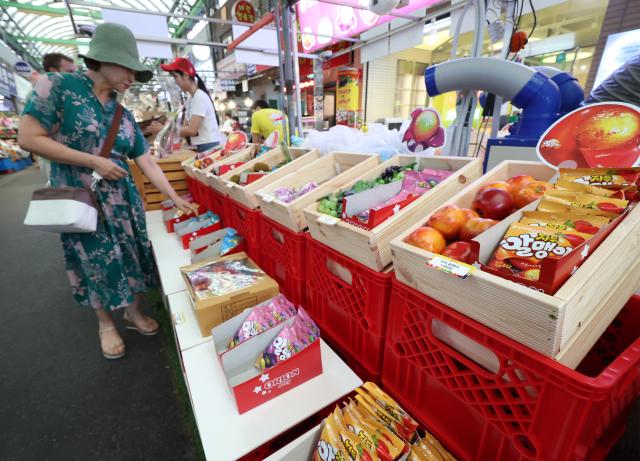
[313,57,324,131]
[490,0,515,139]
[291,11,304,138]
[281,3,297,139]
[273,2,286,113]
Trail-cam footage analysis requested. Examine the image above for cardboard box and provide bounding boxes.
[181,252,279,336]
[189,227,245,263]
[211,310,323,414]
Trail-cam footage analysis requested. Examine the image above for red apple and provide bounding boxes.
[427,205,466,240]
[460,208,479,222]
[480,181,511,194]
[405,227,446,254]
[442,241,474,264]
[513,181,552,209]
[459,218,498,240]
[507,175,536,198]
[472,188,514,220]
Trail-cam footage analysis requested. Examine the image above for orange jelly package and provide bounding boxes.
[542,190,628,215]
[332,407,378,461]
[355,389,416,442]
[520,211,610,234]
[537,199,619,219]
[362,382,419,437]
[344,399,405,460]
[559,168,640,188]
[314,409,349,461]
[487,222,593,280]
[553,179,616,197]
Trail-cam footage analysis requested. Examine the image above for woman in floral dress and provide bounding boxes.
[18,23,194,359]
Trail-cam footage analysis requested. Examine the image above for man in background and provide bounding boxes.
[42,53,77,73]
[586,54,640,106]
[250,100,289,145]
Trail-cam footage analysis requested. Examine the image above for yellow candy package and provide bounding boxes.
[520,211,609,234]
[362,382,419,436]
[558,168,640,188]
[345,399,406,460]
[542,190,628,215]
[537,199,619,219]
[314,410,348,461]
[331,408,377,461]
[553,179,616,197]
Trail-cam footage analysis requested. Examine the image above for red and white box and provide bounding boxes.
[188,228,245,263]
[211,310,323,414]
[163,204,204,233]
[179,221,223,250]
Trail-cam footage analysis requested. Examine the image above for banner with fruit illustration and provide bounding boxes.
[537,102,640,169]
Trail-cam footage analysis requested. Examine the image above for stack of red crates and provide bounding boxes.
[225,197,263,265]
[382,277,640,461]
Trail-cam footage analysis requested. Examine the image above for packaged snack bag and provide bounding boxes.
[342,404,395,461]
[227,295,297,348]
[537,199,619,219]
[220,229,242,256]
[362,382,419,436]
[520,211,610,234]
[542,190,628,215]
[487,223,593,280]
[315,415,349,461]
[332,408,378,461]
[255,307,320,370]
[356,388,417,442]
[422,432,456,461]
[559,168,640,188]
[553,179,616,197]
[408,445,433,461]
[355,392,415,442]
[344,400,405,460]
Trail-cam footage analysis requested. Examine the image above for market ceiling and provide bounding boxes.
[0,0,205,69]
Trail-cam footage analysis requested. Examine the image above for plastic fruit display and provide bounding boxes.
[472,188,514,220]
[442,241,474,264]
[459,217,498,241]
[427,205,466,240]
[513,180,552,209]
[406,227,446,254]
[538,103,640,168]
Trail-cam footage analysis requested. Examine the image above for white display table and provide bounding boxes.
[144,211,363,461]
[182,339,362,461]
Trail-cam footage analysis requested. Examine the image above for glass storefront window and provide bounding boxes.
[394,60,428,118]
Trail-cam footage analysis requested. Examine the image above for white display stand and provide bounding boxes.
[167,290,211,352]
[182,340,362,461]
[144,211,363,461]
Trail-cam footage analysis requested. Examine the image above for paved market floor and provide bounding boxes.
[0,166,198,461]
[1,166,638,461]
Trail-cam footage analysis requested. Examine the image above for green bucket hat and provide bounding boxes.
[81,23,153,83]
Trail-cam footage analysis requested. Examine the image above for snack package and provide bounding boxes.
[343,401,402,461]
[362,382,419,437]
[255,307,320,370]
[383,169,451,207]
[542,190,629,215]
[355,392,414,442]
[220,228,242,256]
[332,408,378,461]
[227,295,297,348]
[422,432,456,461]
[273,181,319,203]
[553,179,617,197]
[348,398,407,454]
[520,211,610,234]
[185,258,264,298]
[559,168,640,188]
[315,415,349,461]
[487,222,593,280]
[537,199,620,219]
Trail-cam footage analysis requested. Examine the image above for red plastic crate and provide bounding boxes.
[260,216,308,306]
[208,188,229,225]
[226,197,262,249]
[383,278,640,461]
[305,238,392,379]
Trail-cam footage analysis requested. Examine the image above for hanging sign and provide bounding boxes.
[336,68,359,127]
[233,1,257,24]
[537,102,640,169]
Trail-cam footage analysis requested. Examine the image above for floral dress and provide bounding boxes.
[23,73,158,311]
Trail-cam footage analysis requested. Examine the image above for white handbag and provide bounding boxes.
[24,104,123,233]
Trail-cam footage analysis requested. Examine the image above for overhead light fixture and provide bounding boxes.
[218,102,226,111]
[244,97,253,107]
[228,100,237,109]
[193,45,211,62]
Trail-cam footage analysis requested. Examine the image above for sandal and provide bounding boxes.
[123,310,160,336]
[99,326,126,360]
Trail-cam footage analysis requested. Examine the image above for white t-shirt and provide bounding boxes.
[186,89,223,146]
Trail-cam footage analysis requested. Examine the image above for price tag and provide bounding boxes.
[318,215,340,226]
[173,312,186,325]
[262,193,275,203]
[427,256,476,279]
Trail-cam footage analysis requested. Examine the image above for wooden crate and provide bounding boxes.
[205,144,258,193]
[181,154,197,178]
[256,152,380,232]
[225,147,321,209]
[389,160,640,366]
[302,156,482,271]
[129,151,193,210]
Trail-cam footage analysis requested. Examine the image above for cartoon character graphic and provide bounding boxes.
[335,6,357,35]
[402,108,446,152]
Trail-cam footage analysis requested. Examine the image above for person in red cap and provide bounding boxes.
[152,57,223,152]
